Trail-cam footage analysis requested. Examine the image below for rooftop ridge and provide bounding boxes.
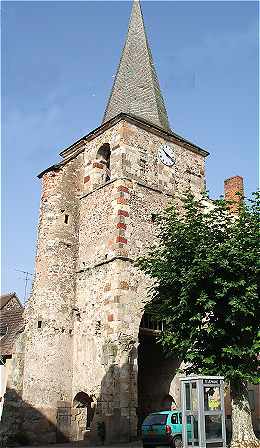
[102,0,171,132]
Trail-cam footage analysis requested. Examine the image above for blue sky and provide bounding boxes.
[2,1,259,301]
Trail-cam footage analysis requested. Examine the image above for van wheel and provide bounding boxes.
[172,437,183,448]
[143,444,152,448]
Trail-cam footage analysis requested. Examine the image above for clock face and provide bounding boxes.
[158,144,175,167]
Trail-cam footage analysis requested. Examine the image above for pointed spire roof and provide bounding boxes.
[102,0,171,131]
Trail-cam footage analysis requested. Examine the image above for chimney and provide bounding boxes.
[224,176,244,213]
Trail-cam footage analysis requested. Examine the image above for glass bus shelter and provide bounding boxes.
[181,376,226,448]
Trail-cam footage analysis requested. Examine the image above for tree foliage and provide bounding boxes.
[137,192,260,384]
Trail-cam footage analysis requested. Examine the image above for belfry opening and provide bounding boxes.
[137,314,181,428]
[97,143,111,182]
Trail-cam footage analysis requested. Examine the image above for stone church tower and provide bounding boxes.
[21,1,208,444]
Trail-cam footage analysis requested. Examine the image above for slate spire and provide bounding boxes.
[102,0,171,131]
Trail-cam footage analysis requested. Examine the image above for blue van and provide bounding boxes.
[141,410,189,448]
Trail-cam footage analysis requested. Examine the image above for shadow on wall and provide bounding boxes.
[86,346,138,446]
[1,341,181,446]
[85,338,181,446]
[0,387,66,446]
[0,363,137,446]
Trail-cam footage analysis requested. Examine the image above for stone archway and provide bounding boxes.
[72,392,94,440]
[137,314,180,429]
[161,393,177,411]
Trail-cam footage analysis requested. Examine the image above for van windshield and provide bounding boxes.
[143,414,168,426]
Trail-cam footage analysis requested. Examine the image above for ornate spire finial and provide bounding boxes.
[102,0,170,131]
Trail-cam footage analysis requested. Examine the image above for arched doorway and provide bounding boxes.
[137,314,180,429]
[73,392,94,440]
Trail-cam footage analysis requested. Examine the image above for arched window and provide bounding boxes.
[97,143,111,181]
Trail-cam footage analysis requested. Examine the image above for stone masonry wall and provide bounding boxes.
[9,115,260,443]
[22,154,83,433]
[79,119,205,266]
[120,122,205,197]
[73,259,150,442]
[82,120,205,199]
[71,120,207,442]
[16,117,206,444]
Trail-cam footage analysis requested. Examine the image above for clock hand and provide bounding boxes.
[163,149,175,162]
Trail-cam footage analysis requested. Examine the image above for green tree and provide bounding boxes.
[137,192,260,448]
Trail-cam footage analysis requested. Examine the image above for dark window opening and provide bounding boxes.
[64,214,69,224]
[140,156,148,174]
[95,320,101,335]
[38,321,42,329]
